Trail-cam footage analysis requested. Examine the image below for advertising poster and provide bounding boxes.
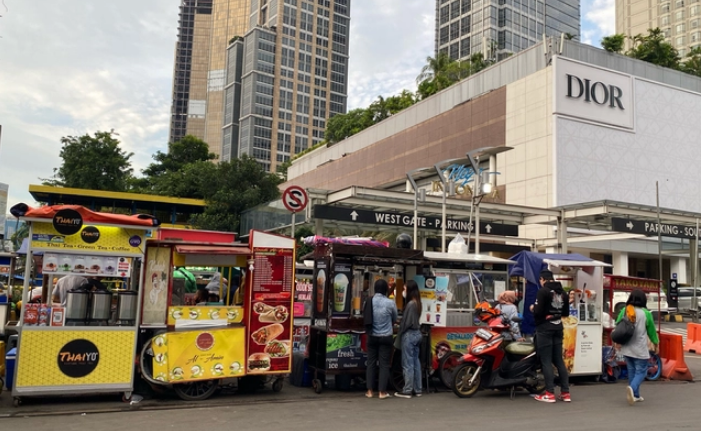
[313,259,329,319]
[15,329,136,389]
[414,275,448,327]
[246,248,294,374]
[294,278,313,318]
[429,326,479,370]
[42,252,132,277]
[30,222,144,255]
[326,333,367,371]
[571,323,602,375]
[167,306,244,326]
[330,259,352,315]
[142,246,171,326]
[150,328,246,383]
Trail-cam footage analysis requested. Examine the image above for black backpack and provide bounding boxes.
[611,310,635,344]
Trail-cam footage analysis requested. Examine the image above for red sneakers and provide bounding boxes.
[534,392,556,403]
[559,392,571,402]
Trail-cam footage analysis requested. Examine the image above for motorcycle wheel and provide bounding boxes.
[438,351,463,389]
[452,363,481,398]
[645,354,662,381]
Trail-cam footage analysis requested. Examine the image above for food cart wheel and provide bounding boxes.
[173,379,219,401]
[438,351,463,389]
[312,378,323,394]
[122,392,132,403]
[272,378,284,392]
[13,397,22,407]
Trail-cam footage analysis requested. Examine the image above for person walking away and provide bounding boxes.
[616,289,659,405]
[52,274,88,306]
[365,279,398,399]
[531,270,571,403]
[496,291,524,341]
[395,280,423,398]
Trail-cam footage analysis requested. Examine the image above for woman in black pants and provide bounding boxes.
[365,279,398,399]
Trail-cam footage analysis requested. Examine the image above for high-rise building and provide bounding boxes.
[222,0,350,172]
[435,0,580,61]
[616,0,701,56]
[169,0,251,159]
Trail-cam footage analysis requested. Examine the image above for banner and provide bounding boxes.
[142,246,171,325]
[429,326,479,370]
[30,222,145,255]
[415,275,448,327]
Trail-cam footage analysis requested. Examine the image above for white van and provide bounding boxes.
[612,290,668,317]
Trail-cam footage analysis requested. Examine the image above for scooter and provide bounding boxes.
[451,303,545,398]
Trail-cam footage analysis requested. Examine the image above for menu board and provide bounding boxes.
[42,252,132,277]
[294,279,313,318]
[246,248,294,374]
[330,259,352,316]
[415,275,448,327]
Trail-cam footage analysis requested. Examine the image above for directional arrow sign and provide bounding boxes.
[611,217,700,239]
[313,205,519,236]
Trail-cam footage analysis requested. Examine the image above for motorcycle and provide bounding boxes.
[452,302,545,398]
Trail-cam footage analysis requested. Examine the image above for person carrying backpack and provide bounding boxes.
[615,289,659,405]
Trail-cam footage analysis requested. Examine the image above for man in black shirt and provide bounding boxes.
[530,269,571,403]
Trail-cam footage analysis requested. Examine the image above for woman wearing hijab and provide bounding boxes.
[395,280,422,399]
[615,289,659,405]
[495,291,524,341]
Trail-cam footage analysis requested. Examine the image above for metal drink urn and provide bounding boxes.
[88,290,112,324]
[65,289,89,325]
[116,290,138,325]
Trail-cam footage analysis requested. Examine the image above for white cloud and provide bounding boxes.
[582,0,616,47]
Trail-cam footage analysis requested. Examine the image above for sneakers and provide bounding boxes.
[394,392,412,399]
[558,392,571,402]
[634,396,644,402]
[414,392,422,397]
[626,386,635,406]
[534,392,556,403]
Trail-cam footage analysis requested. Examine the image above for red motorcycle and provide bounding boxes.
[452,302,545,398]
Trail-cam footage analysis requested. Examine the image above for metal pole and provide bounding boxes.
[441,181,447,253]
[291,212,296,239]
[475,201,480,255]
[656,182,663,331]
[693,218,699,323]
[19,224,33,324]
[414,191,419,249]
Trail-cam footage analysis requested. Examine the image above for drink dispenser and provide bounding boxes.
[116,290,138,325]
[88,290,112,325]
[65,289,89,325]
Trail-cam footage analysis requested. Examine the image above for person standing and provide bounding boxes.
[496,291,524,341]
[51,274,88,306]
[395,280,423,399]
[365,279,398,399]
[530,269,571,403]
[616,289,659,405]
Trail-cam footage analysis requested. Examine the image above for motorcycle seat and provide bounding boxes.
[505,342,535,356]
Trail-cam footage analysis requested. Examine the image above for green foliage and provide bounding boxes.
[191,155,282,232]
[10,222,28,251]
[601,34,626,53]
[294,225,314,259]
[42,131,134,191]
[325,108,375,144]
[276,159,293,181]
[680,47,701,77]
[416,52,493,100]
[626,28,680,69]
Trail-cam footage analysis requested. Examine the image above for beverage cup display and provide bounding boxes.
[316,269,326,313]
[426,313,431,322]
[436,303,441,313]
[435,314,440,323]
[561,316,578,372]
[352,297,361,315]
[333,274,349,312]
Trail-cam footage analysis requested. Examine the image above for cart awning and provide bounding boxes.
[10,203,160,228]
[175,245,252,255]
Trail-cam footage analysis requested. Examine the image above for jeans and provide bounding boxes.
[366,335,393,392]
[625,356,648,398]
[536,328,570,394]
[401,329,423,394]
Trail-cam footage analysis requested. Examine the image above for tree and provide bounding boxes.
[601,34,626,53]
[276,159,293,182]
[294,226,315,260]
[627,28,680,69]
[680,47,701,77]
[191,155,282,232]
[367,90,417,123]
[325,108,374,144]
[416,52,460,99]
[42,131,134,192]
[563,33,576,41]
[142,135,216,179]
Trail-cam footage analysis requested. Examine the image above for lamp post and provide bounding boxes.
[406,167,430,248]
[434,159,463,252]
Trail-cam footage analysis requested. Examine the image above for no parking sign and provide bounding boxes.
[282,186,308,214]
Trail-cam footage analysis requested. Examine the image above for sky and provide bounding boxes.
[0,0,614,212]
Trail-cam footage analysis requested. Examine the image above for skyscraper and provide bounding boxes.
[616,0,701,56]
[222,0,350,172]
[169,0,251,159]
[435,0,580,61]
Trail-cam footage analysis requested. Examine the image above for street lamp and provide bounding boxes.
[434,158,468,252]
[466,146,513,254]
[406,167,430,248]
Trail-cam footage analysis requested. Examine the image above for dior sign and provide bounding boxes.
[566,74,625,110]
[554,57,634,129]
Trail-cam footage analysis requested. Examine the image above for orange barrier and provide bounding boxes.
[683,323,701,354]
[660,333,694,381]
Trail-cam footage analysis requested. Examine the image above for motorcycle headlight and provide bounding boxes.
[471,345,486,355]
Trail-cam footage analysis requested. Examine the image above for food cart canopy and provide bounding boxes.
[10,203,160,228]
[542,259,612,269]
[424,252,516,265]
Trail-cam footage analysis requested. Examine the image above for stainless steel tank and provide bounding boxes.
[116,290,138,324]
[88,290,112,322]
[65,289,89,323]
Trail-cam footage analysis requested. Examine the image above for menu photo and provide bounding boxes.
[415,275,448,327]
[42,252,131,277]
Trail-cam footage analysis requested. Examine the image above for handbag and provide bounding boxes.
[393,333,402,350]
[611,310,635,345]
[363,295,374,334]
